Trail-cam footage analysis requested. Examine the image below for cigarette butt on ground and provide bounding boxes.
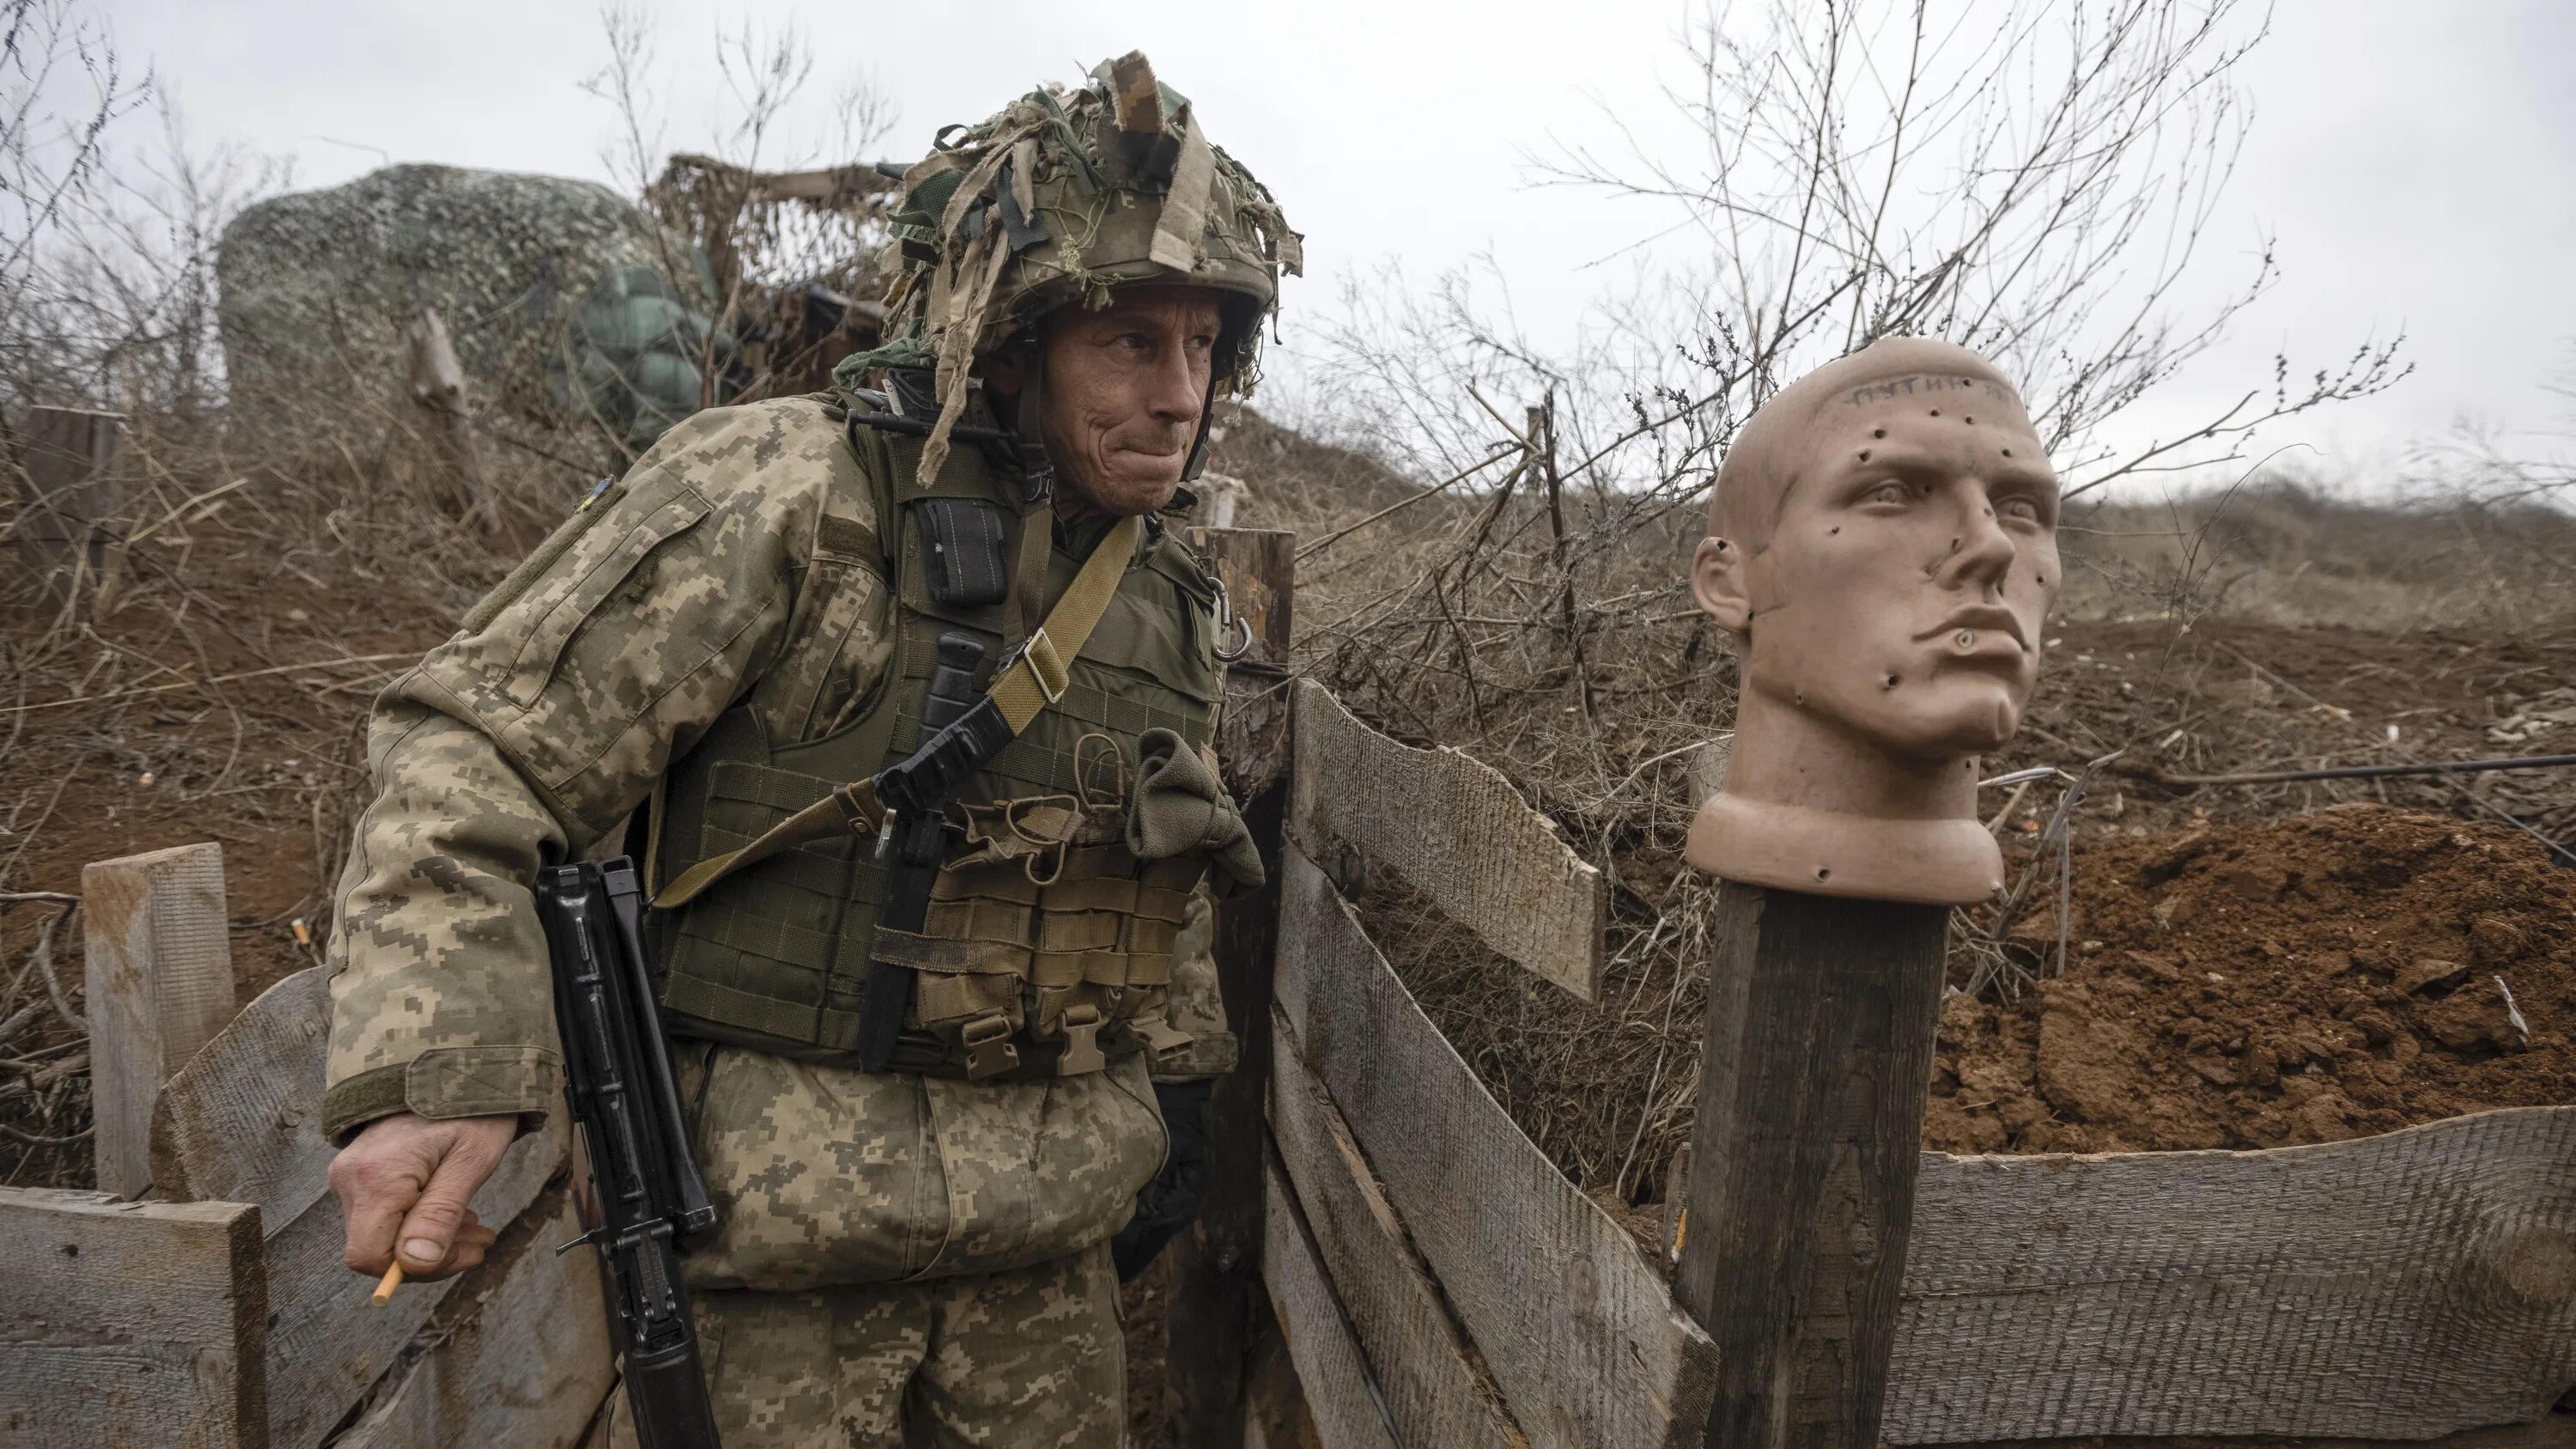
[370,1261,404,1306]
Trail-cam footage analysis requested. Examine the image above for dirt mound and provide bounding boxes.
[1928,805,2576,1154]
[1992,616,2576,845]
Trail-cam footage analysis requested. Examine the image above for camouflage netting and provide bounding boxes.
[217,163,736,460]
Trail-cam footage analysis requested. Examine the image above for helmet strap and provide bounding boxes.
[1001,332,1055,653]
[1008,334,1054,509]
[1182,374,1220,484]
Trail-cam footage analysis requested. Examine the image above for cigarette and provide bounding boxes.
[370,1261,405,1306]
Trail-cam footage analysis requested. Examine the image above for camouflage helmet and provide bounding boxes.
[838,52,1302,481]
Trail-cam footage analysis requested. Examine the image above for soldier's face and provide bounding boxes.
[1039,286,1221,517]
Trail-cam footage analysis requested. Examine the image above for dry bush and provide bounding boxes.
[1274,0,2412,820]
[2058,472,2576,633]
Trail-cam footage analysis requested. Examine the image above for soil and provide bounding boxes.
[2,521,465,1009]
[1926,805,2576,1154]
[1,511,477,1186]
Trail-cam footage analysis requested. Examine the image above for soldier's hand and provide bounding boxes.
[330,1111,515,1282]
[1113,1079,1216,1281]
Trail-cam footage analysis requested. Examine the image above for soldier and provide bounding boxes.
[321,54,1299,1447]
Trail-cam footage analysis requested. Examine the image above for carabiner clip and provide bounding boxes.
[1211,578,1255,662]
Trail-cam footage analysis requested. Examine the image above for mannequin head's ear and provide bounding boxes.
[1692,535,1752,636]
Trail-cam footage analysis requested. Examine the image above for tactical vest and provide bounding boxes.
[646,398,1226,1077]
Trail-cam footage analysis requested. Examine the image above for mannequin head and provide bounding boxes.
[1686,338,2059,903]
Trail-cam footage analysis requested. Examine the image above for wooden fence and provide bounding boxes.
[0,843,612,1449]
[1243,679,2576,1449]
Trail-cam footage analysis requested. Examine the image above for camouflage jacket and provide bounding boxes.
[321,396,1236,1144]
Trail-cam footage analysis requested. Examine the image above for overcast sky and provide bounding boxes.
[106,0,2576,490]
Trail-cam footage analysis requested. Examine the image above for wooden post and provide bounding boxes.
[1169,527,1295,1449]
[1673,882,1948,1449]
[8,405,125,618]
[0,1187,266,1448]
[400,307,495,533]
[82,843,235,1199]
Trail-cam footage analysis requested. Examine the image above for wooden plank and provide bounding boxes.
[0,1188,264,1448]
[153,965,333,1227]
[82,842,236,1198]
[1189,527,1296,796]
[1673,880,1950,1449]
[1264,1148,1403,1449]
[264,1117,566,1449]
[1289,681,1603,1001]
[1269,1012,1528,1448]
[9,405,122,617]
[1275,846,1716,1449]
[1170,526,1297,1449]
[330,1178,612,1449]
[399,307,493,531]
[1886,1106,2576,1444]
[1190,527,1296,663]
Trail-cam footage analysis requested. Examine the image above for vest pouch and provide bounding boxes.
[655,747,894,1055]
[894,846,1205,1074]
[908,496,1011,608]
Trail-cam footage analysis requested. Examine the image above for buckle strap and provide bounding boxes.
[1006,626,1069,705]
[961,1014,1020,1080]
[652,786,878,910]
[987,515,1138,733]
[1055,1006,1106,1077]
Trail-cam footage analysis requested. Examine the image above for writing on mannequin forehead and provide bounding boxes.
[1720,371,2055,556]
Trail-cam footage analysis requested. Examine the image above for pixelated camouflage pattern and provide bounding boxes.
[322,394,1228,1147]
[218,163,732,456]
[1152,888,1236,1081]
[671,1044,1164,1289]
[596,1244,1125,1448]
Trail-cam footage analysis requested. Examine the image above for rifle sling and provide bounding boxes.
[650,514,1143,910]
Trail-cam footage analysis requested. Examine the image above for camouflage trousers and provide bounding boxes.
[593,1042,1165,1446]
[595,1242,1126,1448]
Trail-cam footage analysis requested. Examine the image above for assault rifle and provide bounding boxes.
[536,858,722,1449]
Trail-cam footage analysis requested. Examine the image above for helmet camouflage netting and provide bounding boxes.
[835,51,1302,482]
